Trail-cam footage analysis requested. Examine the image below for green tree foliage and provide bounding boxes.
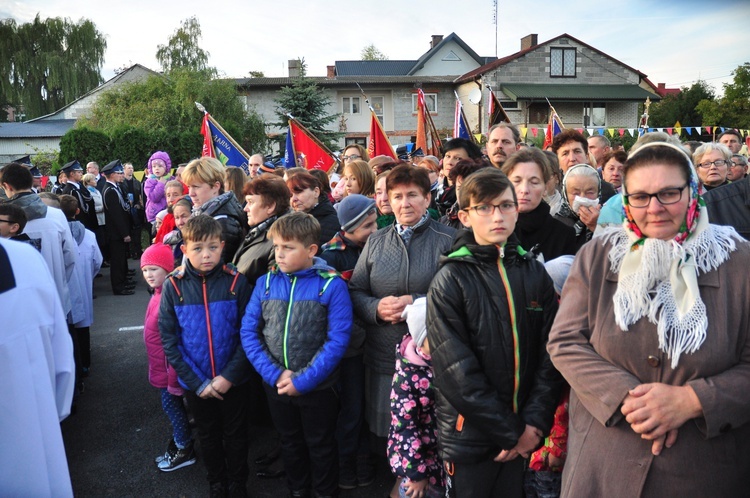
[248,70,265,78]
[648,81,715,128]
[59,127,111,166]
[80,68,267,165]
[696,63,750,129]
[0,15,106,120]
[274,58,342,150]
[156,17,210,74]
[361,44,389,61]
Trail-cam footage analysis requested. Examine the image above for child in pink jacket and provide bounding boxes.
[141,243,195,472]
[144,151,175,224]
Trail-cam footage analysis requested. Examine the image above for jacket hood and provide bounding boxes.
[9,192,47,221]
[68,220,86,245]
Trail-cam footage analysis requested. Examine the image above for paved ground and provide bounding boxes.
[61,262,394,497]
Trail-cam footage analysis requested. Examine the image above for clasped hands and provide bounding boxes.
[377,295,414,324]
[621,383,702,456]
[494,424,543,463]
[199,375,233,400]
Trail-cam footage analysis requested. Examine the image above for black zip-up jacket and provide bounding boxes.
[427,231,562,464]
[705,175,750,240]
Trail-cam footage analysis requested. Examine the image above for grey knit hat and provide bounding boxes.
[337,194,376,233]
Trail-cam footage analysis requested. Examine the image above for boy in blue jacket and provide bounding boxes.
[159,215,253,497]
[241,211,353,498]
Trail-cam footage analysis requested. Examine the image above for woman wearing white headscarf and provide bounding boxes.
[547,142,750,497]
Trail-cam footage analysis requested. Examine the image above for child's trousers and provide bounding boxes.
[265,384,339,496]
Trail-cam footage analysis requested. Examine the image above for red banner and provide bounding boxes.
[368,110,396,159]
[289,119,337,172]
[200,114,215,158]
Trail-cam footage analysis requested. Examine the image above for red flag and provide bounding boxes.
[289,119,337,172]
[488,90,512,126]
[415,90,428,155]
[201,114,215,158]
[368,110,396,159]
[542,106,564,149]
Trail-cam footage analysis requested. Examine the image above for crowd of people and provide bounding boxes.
[1,125,749,498]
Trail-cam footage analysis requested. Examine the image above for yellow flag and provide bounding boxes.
[519,127,528,139]
[607,128,615,138]
[674,120,682,137]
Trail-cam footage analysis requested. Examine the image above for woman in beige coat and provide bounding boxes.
[548,142,750,497]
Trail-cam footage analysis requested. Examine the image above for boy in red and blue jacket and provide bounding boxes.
[241,212,352,498]
[159,215,252,497]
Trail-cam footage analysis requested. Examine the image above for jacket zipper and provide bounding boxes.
[203,275,217,378]
[282,276,297,369]
[496,246,520,414]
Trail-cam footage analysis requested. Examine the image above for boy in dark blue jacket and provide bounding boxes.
[241,211,353,498]
[159,215,253,497]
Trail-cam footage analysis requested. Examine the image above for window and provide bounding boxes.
[345,138,366,147]
[550,48,576,77]
[412,93,437,113]
[343,97,360,114]
[371,96,384,121]
[500,100,518,109]
[583,102,606,127]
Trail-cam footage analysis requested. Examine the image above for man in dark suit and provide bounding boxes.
[87,162,107,192]
[101,160,135,295]
[121,162,145,259]
[61,160,98,231]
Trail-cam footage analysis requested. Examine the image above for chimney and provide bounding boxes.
[431,35,444,49]
[327,65,336,79]
[288,59,301,78]
[521,34,538,51]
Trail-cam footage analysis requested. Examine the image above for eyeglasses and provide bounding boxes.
[464,202,518,216]
[697,159,728,169]
[624,185,688,208]
[730,161,747,169]
[0,219,13,224]
[341,154,361,161]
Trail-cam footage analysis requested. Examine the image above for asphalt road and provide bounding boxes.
[61,262,394,497]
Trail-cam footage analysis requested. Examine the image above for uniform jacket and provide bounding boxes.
[144,286,183,395]
[62,181,97,231]
[547,233,750,497]
[102,181,132,241]
[159,261,252,394]
[349,218,455,374]
[704,174,750,239]
[240,258,352,395]
[427,231,561,463]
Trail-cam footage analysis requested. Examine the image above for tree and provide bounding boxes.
[248,70,265,78]
[696,63,750,129]
[274,58,342,150]
[82,68,268,164]
[156,17,210,74]
[649,81,715,128]
[0,15,106,120]
[361,44,388,61]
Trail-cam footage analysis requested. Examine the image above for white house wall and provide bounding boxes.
[412,42,483,76]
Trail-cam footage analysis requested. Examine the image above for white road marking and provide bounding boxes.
[118,326,145,332]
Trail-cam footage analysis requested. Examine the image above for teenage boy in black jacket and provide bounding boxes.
[427,168,562,498]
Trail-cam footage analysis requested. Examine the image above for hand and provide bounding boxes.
[123,236,131,243]
[199,383,223,400]
[377,296,404,323]
[211,375,233,395]
[621,383,702,440]
[494,425,542,462]
[578,205,601,232]
[276,370,301,396]
[651,429,679,456]
[403,478,429,498]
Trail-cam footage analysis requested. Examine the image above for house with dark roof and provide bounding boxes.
[455,34,662,135]
[239,33,495,149]
[0,64,161,164]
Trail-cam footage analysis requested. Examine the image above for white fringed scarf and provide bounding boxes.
[604,142,743,368]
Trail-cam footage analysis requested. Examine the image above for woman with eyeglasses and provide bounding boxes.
[501,148,577,261]
[693,142,732,191]
[548,142,750,497]
[332,145,371,202]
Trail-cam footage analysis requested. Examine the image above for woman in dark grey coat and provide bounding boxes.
[349,165,456,439]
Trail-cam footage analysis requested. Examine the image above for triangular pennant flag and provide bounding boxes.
[685,127,693,135]
[586,128,594,136]
[674,121,682,136]
[628,128,637,136]
[720,127,726,133]
[666,128,673,135]
[474,134,483,143]
[597,128,605,136]
[531,127,538,137]
[618,129,625,137]
[519,127,528,139]
[706,126,712,134]
[576,128,583,134]
[607,128,615,138]
[656,128,664,133]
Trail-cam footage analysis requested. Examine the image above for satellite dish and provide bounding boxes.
[468,88,482,105]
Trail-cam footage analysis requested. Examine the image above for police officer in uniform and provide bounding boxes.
[101,160,135,295]
[61,160,97,231]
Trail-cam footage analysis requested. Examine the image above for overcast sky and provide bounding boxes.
[4,0,749,93]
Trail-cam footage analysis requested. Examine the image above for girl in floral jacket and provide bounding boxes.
[388,298,445,498]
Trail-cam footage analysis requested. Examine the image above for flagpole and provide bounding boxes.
[286,114,299,169]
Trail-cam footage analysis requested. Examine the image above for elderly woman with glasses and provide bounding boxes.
[548,142,750,497]
[693,142,732,191]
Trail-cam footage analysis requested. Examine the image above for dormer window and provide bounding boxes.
[550,48,576,78]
